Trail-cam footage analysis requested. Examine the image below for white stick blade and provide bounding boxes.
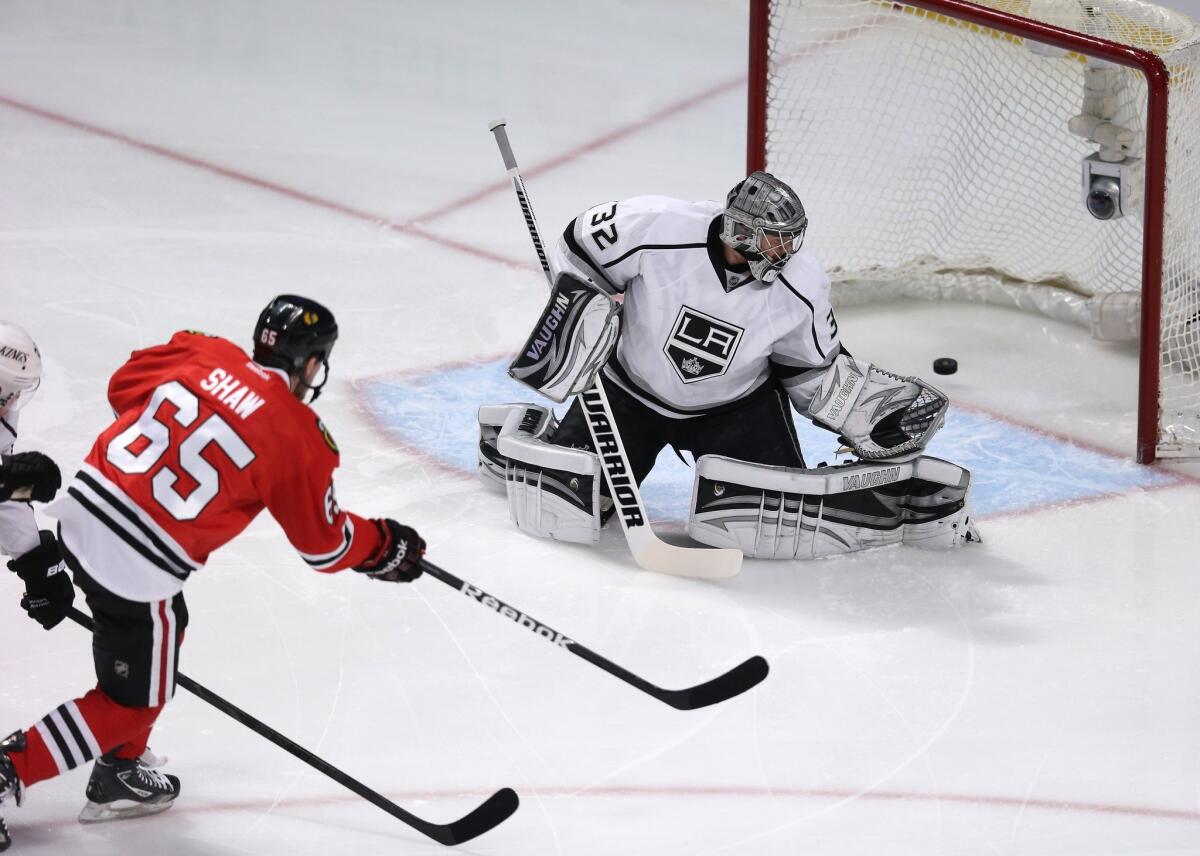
[625,527,743,579]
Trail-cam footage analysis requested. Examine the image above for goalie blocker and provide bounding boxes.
[508,270,620,403]
[689,455,980,559]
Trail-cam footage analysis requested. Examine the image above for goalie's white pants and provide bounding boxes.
[688,454,980,559]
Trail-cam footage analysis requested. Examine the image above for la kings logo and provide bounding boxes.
[663,306,744,383]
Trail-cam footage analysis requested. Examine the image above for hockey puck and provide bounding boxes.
[933,357,958,375]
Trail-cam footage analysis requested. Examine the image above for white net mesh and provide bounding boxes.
[763,0,1200,457]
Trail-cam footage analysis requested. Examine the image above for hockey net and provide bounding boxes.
[749,0,1200,461]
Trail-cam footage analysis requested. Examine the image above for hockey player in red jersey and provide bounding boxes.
[0,295,425,850]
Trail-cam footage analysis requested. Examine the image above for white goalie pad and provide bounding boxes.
[806,353,949,460]
[477,402,602,544]
[508,271,621,403]
[478,403,552,492]
[688,454,980,560]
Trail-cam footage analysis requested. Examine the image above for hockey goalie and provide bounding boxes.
[478,171,981,560]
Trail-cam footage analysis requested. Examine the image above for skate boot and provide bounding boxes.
[78,751,180,824]
[0,731,26,853]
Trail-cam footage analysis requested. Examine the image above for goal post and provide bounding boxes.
[748,0,1200,462]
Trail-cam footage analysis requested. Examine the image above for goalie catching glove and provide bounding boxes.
[508,271,621,403]
[807,353,949,460]
[353,519,426,583]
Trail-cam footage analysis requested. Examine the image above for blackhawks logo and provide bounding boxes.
[316,417,339,453]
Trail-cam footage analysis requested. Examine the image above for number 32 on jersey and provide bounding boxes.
[590,203,618,250]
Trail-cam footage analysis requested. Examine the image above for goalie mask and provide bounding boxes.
[719,171,808,283]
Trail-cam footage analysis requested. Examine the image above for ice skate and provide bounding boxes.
[0,732,26,852]
[78,752,179,824]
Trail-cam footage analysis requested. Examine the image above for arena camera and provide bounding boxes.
[1081,152,1142,220]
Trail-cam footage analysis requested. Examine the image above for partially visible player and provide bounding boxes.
[0,323,68,630]
[0,322,69,853]
[0,324,63,509]
[0,322,62,507]
[0,322,68,633]
[0,297,426,851]
[479,172,979,558]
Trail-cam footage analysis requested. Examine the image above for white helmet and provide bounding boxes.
[0,322,42,414]
[719,171,808,283]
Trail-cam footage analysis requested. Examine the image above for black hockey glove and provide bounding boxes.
[0,452,62,503]
[353,519,425,583]
[7,531,74,630]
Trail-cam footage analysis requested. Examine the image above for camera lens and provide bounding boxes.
[1087,176,1121,220]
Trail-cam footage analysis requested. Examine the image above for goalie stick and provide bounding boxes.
[488,118,742,580]
[421,559,768,710]
[66,608,518,846]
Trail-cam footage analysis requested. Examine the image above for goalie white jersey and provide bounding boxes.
[553,195,841,419]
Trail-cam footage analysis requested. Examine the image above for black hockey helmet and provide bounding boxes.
[252,294,338,401]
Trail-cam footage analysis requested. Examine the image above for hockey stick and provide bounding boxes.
[421,558,768,710]
[488,119,742,580]
[65,607,518,846]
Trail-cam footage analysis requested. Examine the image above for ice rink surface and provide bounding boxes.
[2,2,1200,854]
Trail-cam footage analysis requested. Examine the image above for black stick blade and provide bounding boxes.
[662,656,770,711]
[415,787,520,846]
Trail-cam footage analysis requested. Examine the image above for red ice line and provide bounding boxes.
[405,73,746,227]
[0,93,530,272]
[954,399,1200,491]
[23,782,1200,831]
[0,70,740,272]
[171,783,1200,823]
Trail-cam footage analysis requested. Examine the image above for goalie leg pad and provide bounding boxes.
[688,454,980,559]
[489,404,602,544]
[508,271,621,403]
[900,457,982,550]
[477,403,555,493]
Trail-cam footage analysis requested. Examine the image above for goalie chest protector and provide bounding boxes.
[555,195,840,418]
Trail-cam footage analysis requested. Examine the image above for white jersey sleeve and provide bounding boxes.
[767,251,845,413]
[0,413,41,557]
[551,195,717,295]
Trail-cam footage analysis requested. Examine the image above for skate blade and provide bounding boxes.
[78,797,177,825]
